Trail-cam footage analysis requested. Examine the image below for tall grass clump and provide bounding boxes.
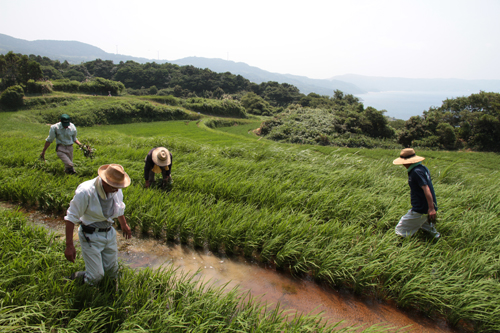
[0,209,390,332]
[1,100,500,331]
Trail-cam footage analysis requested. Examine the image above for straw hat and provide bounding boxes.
[98,164,131,188]
[393,148,425,165]
[152,147,171,167]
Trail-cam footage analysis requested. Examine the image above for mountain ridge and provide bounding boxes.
[0,33,366,95]
[1,33,499,96]
[169,56,366,95]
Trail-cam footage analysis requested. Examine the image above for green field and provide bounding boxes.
[1,96,500,332]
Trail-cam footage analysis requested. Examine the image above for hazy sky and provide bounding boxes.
[1,0,499,80]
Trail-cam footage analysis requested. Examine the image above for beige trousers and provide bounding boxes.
[56,144,74,170]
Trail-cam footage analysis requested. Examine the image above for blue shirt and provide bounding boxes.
[408,164,437,214]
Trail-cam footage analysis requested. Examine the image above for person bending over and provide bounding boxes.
[144,147,172,188]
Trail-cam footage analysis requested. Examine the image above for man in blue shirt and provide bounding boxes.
[40,114,81,174]
[393,148,440,239]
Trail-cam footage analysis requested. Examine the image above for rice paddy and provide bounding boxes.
[1,99,500,331]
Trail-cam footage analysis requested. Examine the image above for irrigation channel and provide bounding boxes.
[7,203,464,333]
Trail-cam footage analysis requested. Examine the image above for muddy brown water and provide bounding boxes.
[3,203,464,333]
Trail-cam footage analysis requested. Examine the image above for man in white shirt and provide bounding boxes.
[64,164,132,284]
[40,114,82,174]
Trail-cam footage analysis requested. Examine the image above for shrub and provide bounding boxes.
[413,135,441,148]
[26,80,53,95]
[157,88,174,96]
[138,95,179,106]
[183,98,247,118]
[0,85,25,108]
[80,77,125,95]
[204,119,248,128]
[241,92,275,116]
[469,114,500,152]
[62,68,85,81]
[126,87,142,95]
[436,122,456,149]
[35,100,200,127]
[149,85,158,95]
[52,79,80,93]
[41,65,64,80]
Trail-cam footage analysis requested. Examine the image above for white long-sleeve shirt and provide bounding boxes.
[64,177,126,225]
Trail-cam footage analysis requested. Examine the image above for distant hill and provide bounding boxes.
[330,74,500,93]
[2,33,499,96]
[169,57,366,95]
[0,33,365,95]
[0,33,152,64]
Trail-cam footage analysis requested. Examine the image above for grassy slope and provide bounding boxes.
[1,209,359,332]
[0,97,499,331]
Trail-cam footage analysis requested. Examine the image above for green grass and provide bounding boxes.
[211,120,263,138]
[3,209,386,332]
[1,97,500,331]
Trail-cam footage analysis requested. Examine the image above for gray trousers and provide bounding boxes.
[395,209,439,238]
[78,226,118,284]
[56,145,74,170]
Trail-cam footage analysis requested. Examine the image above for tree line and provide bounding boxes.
[1,51,500,151]
[398,91,500,152]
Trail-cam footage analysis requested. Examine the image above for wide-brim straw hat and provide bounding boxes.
[152,147,171,167]
[393,148,425,165]
[98,164,131,188]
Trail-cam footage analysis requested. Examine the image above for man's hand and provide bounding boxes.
[145,180,151,188]
[121,223,132,239]
[422,185,437,223]
[118,215,132,239]
[41,141,51,160]
[162,175,172,187]
[65,244,76,262]
[428,208,437,223]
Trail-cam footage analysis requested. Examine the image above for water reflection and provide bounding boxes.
[20,206,461,333]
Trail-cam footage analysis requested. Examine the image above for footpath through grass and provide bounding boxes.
[0,99,499,331]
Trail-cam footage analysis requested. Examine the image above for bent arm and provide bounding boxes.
[166,152,173,177]
[144,155,154,180]
[422,185,436,222]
